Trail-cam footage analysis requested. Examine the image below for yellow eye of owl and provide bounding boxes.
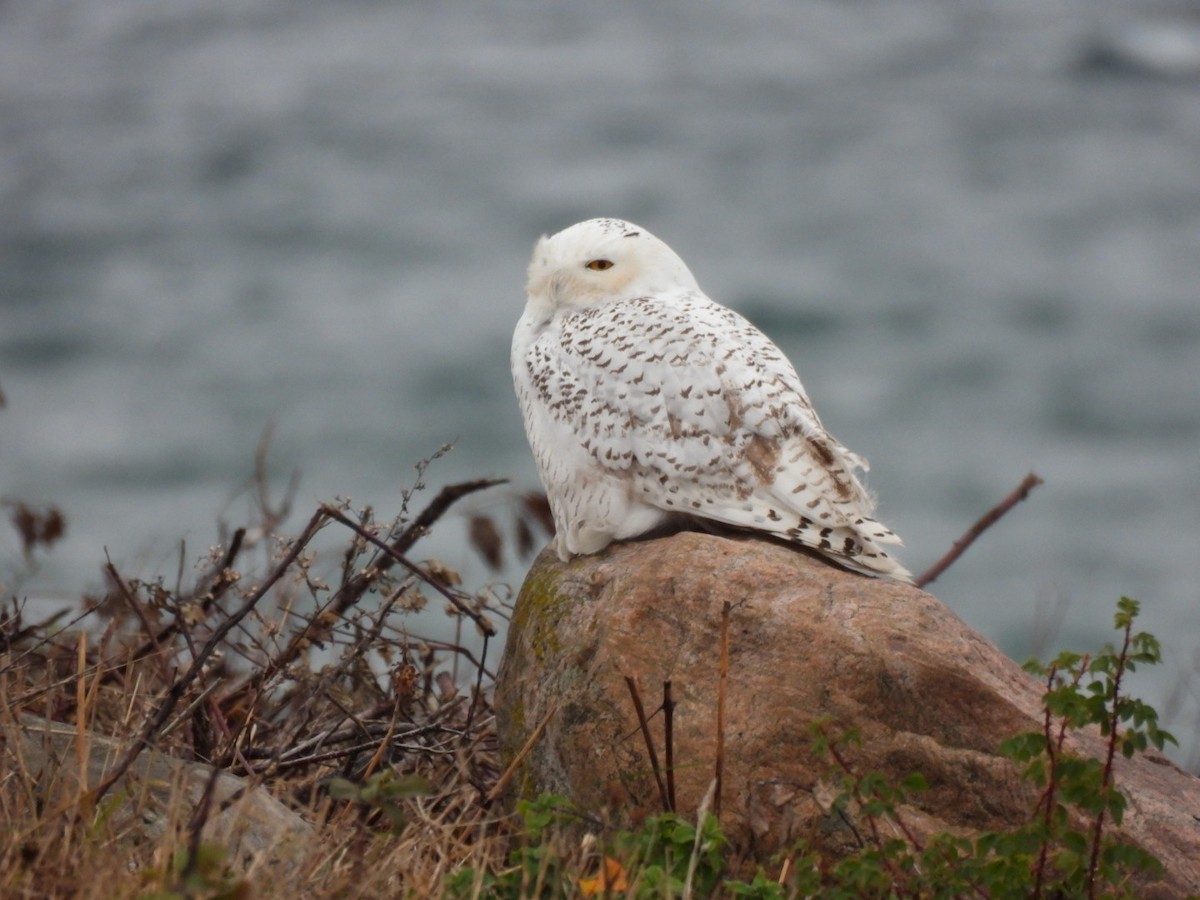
[585,259,614,271]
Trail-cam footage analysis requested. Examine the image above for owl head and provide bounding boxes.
[525,218,700,313]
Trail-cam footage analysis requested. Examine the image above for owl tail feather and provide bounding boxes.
[824,546,914,584]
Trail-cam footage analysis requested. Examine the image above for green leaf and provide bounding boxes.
[326,776,361,801]
[1061,830,1088,856]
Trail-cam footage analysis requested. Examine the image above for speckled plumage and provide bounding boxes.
[511,218,911,582]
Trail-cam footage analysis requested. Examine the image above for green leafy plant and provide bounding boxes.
[141,843,248,900]
[612,808,727,897]
[326,771,432,834]
[1000,595,1174,897]
[448,796,765,899]
[803,596,1174,899]
[445,793,584,898]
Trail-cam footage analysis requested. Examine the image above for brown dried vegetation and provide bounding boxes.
[0,460,553,899]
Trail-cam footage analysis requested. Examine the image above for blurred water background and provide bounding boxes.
[2,0,1198,764]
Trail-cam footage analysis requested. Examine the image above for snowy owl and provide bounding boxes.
[511,218,911,582]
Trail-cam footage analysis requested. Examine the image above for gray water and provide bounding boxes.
[2,0,1199,763]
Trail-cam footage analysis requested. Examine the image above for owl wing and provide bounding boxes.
[522,290,909,581]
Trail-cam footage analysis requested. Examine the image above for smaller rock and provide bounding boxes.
[4,714,313,866]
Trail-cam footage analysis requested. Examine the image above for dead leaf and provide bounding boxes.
[578,857,628,896]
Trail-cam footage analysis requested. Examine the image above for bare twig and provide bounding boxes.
[485,701,559,804]
[181,765,223,885]
[0,599,113,680]
[393,478,509,560]
[624,676,671,813]
[466,632,491,732]
[318,478,504,627]
[915,472,1044,589]
[74,632,88,795]
[715,602,731,820]
[253,422,299,531]
[663,680,676,813]
[321,505,496,638]
[114,527,247,681]
[103,559,171,683]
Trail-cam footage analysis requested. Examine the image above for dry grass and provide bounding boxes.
[0,467,549,898]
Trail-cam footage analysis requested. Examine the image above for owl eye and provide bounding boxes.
[585,259,615,271]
